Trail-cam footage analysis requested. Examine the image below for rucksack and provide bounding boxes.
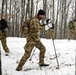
[20,19,30,34]
[0,19,8,30]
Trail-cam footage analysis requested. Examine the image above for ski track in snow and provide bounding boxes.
[0,37,76,75]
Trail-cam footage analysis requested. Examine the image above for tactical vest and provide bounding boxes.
[0,19,8,30]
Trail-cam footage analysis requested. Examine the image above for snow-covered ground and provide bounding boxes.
[0,37,76,75]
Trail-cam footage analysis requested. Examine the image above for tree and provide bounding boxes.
[0,0,75,39]
[0,47,2,75]
[30,0,34,18]
[75,0,76,19]
[55,0,59,38]
[1,0,5,18]
[0,0,5,74]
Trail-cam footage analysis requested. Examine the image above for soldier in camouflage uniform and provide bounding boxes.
[0,19,9,55]
[46,29,55,39]
[16,10,49,71]
[68,19,76,40]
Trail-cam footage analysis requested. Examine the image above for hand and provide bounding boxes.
[45,23,54,30]
[47,23,54,29]
[43,19,50,25]
[50,23,54,29]
[46,19,50,24]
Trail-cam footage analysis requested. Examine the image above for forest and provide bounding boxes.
[0,0,76,39]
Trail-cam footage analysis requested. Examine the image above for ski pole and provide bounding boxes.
[52,40,60,69]
[29,47,36,61]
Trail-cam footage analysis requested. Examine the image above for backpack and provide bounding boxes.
[0,19,8,30]
[20,19,30,34]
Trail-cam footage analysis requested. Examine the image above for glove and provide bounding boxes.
[45,25,49,30]
[44,19,51,30]
[45,23,54,30]
[43,19,50,25]
[50,23,54,29]
[46,19,50,24]
[47,23,54,28]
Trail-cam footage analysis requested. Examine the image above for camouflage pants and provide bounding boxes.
[0,38,9,53]
[16,36,46,70]
[0,31,9,53]
[68,29,76,40]
[46,29,55,39]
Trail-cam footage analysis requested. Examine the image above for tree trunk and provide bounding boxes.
[52,0,54,23]
[59,0,63,39]
[75,0,76,19]
[30,0,33,18]
[8,0,11,36]
[63,0,66,38]
[1,0,5,18]
[55,0,59,39]
[36,0,38,14]
[43,0,47,18]
[25,0,30,19]
[5,0,7,19]
[0,47,2,75]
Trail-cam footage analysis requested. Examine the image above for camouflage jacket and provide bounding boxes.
[29,16,44,33]
[21,16,44,35]
[73,21,76,30]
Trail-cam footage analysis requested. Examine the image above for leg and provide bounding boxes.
[46,29,51,39]
[68,30,73,40]
[35,41,46,65]
[51,29,55,40]
[1,38,9,53]
[16,40,35,71]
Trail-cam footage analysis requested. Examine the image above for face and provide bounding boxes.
[38,15,45,20]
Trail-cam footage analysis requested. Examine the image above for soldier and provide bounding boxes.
[16,10,49,71]
[68,19,76,40]
[0,18,9,56]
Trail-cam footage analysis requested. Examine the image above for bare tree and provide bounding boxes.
[25,0,30,19]
[1,0,5,18]
[55,0,59,38]
[52,0,55,23]
[0,47,2,75]
[30,0,34,18]
[21,0,25,25]
[36,0,38,14]
[75,0,76,19]
[0,0,5,74]
[43,0,47,18]
[0,0,75,39]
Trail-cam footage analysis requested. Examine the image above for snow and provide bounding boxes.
[0,37,76,75]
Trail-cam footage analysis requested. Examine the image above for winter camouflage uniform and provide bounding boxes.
[0,30,9,53]
[68,20,76,40]
[16,16,46,70]
[0,19,9,53]
[46,29,55,39]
